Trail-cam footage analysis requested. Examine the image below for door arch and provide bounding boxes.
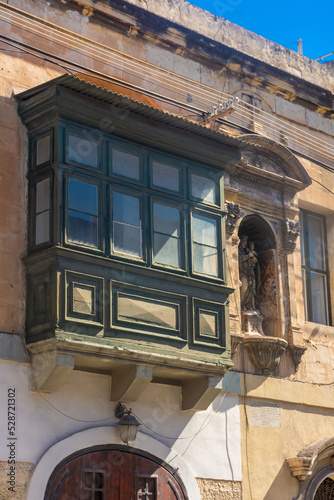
[44,445,187,500]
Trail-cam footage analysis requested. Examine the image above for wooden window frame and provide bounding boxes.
[300,209,331,325]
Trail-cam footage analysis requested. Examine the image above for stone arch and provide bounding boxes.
[287,436,334,499]
[26,426,200,500]
[238,214,279,336]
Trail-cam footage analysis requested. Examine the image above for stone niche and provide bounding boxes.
[237,214,288,372]
[238,214,279,337]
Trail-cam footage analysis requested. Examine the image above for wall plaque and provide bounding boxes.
[251,401,280,427]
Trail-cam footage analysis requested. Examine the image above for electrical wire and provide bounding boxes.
[2,30,334,172]
[1,2,334,170]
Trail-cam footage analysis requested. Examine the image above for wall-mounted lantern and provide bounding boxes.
[115,403,140,445]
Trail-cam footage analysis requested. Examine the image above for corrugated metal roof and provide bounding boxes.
[17,73,246,150]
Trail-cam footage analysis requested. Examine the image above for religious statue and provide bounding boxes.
[238,236,259,311]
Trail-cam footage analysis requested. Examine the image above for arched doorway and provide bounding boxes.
[44,445,187,500]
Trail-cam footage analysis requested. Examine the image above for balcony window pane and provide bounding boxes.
[36,212,50,245]
[112,148,140,180]
[68,179,99,248]
[68,179,98,215]
[154,233,180,267]
[36,135,51,166]
[35,178,50,245]
[36,179,50,213]
[113,192,142,257]
[310,272,328,325]
[152,161,179,192]
[153,202,181,267]
[192,214,217,246]
[68,211,98,247]
[191,174,216,204]
[192,214,218,277]
[193,243,218,277]
[68,133,98,168]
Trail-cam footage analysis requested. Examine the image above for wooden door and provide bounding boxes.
[45,447,186,500]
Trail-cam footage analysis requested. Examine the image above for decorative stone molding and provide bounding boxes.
[287,436,334,485]
[225,202,241,235]
[288,345,307,371]
[286,457,313,481]
[230,334,243,356]
[243,336,288,372]
[283,218,300,252]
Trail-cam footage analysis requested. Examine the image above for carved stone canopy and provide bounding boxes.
[237,135,312,192]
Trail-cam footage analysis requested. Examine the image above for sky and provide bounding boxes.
[187,0,334,62]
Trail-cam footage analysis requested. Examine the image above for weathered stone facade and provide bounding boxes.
[196,478,242,499]
[0,1,333,499]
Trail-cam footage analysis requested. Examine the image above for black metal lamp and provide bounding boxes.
[115,403,140,445]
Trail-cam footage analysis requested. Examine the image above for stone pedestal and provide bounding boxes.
[242,309,264,336]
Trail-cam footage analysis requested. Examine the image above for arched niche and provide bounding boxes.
[238,215,279,337]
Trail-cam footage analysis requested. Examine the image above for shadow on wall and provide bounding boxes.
[263,460,299,500]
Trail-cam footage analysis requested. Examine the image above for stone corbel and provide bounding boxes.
[31,352,74,393]
[288,345,307,371]
[225,202,241,236]
[283,218,300,252]
[111,364,153,402]
[231,333,243,356]
[286,457,313,481]
[243,336,288,373]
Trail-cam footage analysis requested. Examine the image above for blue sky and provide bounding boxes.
[187,0,334,62]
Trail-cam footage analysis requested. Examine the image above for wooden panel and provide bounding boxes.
[45,448,186,500]
[65,271,103,325]
[192,298,226,349]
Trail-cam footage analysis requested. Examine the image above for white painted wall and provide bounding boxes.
[0,358,242,491]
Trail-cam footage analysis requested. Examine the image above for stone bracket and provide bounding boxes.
[31,352,74,393]
[286,457,313,482]
[111,364,153,402]
[288,345,307,371]
[182,376,223,412]
[243,336,288,373]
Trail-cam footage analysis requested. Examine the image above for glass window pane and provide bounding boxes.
[300,212,305,266]
[113,192,140,226]
[36,179,50,213]
[112,192,142,257]
[68,133,98,168]
[302,268,308,320]
[308,215,326,270]
[191,174,216,203]
[68,179,98,216]
[68,211,98,247]
[36,212,49,245]
[153,234,180,267]
[193,242,218,277]
[112,148,140,180]
[113,222,142,257]
[192,214,217,246]
[153,203,180,236]
[152,161,179,192]
[36,136,51,166]
[310,272,328,325]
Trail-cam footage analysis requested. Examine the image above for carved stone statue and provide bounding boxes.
[239,236,259,311]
